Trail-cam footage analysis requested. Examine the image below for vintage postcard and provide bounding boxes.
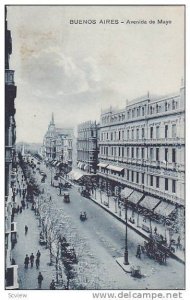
[4,3,186,299]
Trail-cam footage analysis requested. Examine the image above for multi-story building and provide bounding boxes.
[98,84,185,219]
[77,121,99,174]
[43,114,74,170]
[5,7,19,289]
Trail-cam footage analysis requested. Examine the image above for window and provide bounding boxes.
[172,124,177,138]
[142,173,144,184]
[122,147,124,157]
[150,148,154,160]
[127,170,130,180]
[142,128,145,139]
[136,148,139,158]
[127,147,130,157]
[142,107,145,116]
[111,132,113,140]
[165,125,168,138]
[141,148,144,159]
[127,130,130,140]
[156,148,159,161]
[114,131,116,140]
[131,129,134,140]
[118,147,121,157]
[172,99,176,110]
[131,147,134,158]
[137,108,140,117]
[136,172,139,183]
[165,148,168,162]
[119,131,121,140]
[165,102,168,111]
[165,178,168,191]
[150,106,153,114]
[150,127,153,139]
[172,180,176,193]
[131,171,134,182]
[156,126,160,139]
[122,130,124,140]
[132,109,135,118]
[107,132,109,140]
[111,147,114,156]
[150,175,153,186]
[172,148,176,163]
[136,129,139,140]
[156,177,159,188]
[156,104,159,113]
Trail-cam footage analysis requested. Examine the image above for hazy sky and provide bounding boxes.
[7,5,184,143]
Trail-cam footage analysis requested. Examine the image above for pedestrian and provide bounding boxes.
[19,207,22,213]
[24,254,30,268]
[36,257,40,269]
[17,205,20,214]
[25,225,28,234]
[136,244,141,259]
[154,226,157,234]
[37,272,43,289]
[36,250,41,259]
[50,279,56,290]
[30,253,35,267]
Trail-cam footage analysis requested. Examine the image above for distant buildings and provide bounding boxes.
[5,7,19,289]
[77,121,99,174]
[43,113,74,171]
[97,84,185,216]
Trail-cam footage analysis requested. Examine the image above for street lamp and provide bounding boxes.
[124,197,129,265]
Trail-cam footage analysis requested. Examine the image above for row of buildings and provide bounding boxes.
[43,82,185,219]
[5,7,19,289]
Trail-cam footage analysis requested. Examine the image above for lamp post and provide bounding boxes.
[124,197,129,265]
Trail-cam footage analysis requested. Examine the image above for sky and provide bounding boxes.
[7,5,184,143]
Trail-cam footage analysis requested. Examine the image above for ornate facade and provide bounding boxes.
[98,84,185,215]
[77,121,99,174]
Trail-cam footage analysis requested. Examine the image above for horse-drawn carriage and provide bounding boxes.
[63,192,70,203]
[80,212,87,221]
[142,239,169,264]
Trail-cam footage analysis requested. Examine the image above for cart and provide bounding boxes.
[63,192,70,203]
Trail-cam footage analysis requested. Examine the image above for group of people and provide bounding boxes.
[24,250,41,269]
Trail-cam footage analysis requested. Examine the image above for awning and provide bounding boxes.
[107,165,124,172]
[139,196,161,210]
[80,163,85,170]
[97,162,108,168]
[154,201,176,217]
[68,170,84,181]
[84,164,89,171]
[121,187,133,198]
[128,191,144,205]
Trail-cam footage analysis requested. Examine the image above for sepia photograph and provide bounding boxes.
[4,3,186,294]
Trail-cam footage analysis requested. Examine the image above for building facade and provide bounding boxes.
[98,84,185,217]
[77,121,99,174]
[43,114,74,170]
[5,7,19,289]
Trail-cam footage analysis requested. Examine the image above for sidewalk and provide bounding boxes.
[60,172,185,264]
[89,189,185,264]
[12,167,58,290]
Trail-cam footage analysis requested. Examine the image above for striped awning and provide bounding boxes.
[121,187,133,198]
[107,165,124,172]
[97,163,109,168]
[139,196,161,210]
[154,201,176,216]
[128,191,144,205]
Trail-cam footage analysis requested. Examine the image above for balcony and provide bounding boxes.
[5,69,15,85]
